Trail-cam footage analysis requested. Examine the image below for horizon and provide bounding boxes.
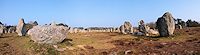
[1,0,200,28]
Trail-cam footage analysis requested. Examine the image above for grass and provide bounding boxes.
[1,27,200,55]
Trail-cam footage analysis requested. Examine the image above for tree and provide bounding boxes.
[146,22,156,29]
[28,21,34,24]
[33,21,38,26]
[57,23,68,27]
[180,21,186,27]
[186,19,199,27]
[177,18,182,25]
[0,22,3,25]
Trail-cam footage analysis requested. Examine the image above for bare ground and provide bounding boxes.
[0,27,200,55]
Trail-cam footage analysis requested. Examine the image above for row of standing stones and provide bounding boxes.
[0,12,178,44]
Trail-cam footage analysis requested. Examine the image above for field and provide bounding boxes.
[0,27,200,55]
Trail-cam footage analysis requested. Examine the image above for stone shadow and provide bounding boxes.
[61,39,73,43]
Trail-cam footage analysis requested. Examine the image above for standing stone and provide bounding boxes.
[124,21,133,33]
[0,24,7,34]
[16,18,26,36]
[3,27,7,33]
[51,20,56,26]
[110,28,112,32]
[88,27,91,32]
[134,29,137,32]
[28,25,68,44]
[156,12,175,36]
[130,27,133,33]
[69,27,74,33]
[74,28,78,33]
[120,25,126,34]
[178,25,182,29]
[8,27,15,33]
[116,27,120,33]
[113,26,115,32]
[0,24,4,34]
[138,20,147,33]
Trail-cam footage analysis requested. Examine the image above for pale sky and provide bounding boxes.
[1,0,200,28]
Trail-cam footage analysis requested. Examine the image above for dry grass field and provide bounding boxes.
[0,27,200,55]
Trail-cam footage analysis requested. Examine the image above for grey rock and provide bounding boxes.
[110,28,112,32]
[120,25,125,34]
[74,28,78,33]
[69,27,74,33]
[16,18,26,36]
[138,20,147,33]
[125,50,133,54]
[0,24,4,34]
[156,12,175,36]
[116,27,120,33]
[27,25,68,44]
[124,21,133,33]
[178,24,182,29]
[149,29,159,34]
[131,27,133,33]
[113,26,115,32]
[51,20,56,26]
[8,27,15,33]
[3,27,7,33]
[137,32,144,36]
[0,24,8,34]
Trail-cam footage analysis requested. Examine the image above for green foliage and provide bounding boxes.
[28,40,58,55]
[33,21,38,26]
[57,23,68,27]
[0,22,3,25]
[186,19,200,27]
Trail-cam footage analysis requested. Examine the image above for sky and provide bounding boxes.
[0,0,200,28]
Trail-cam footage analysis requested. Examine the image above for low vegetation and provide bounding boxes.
[0,27,200,55]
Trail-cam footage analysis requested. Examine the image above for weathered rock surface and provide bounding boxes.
[116,27,120,33]
[131,27,133,33]
[28,25,68,44]
[120,25,126,34]
[138,20,147,33]
[178,25,182,29]
[156,12,175,36]
[69,27,74,33]
[113,26,115,32]
[0,24,4,34]
[16,18,26,36]
[51,20,56,26]
[74,28,78,33]
[124,21,133,33]
[8,27,15,33]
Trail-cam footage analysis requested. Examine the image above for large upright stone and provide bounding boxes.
[51,20,56,26]
[138,20,147,33]
[113,26,115,32]
[3,27,7,33]
[178,25,182,29]
[131,27,133,33]
[74,28,78,33]
[0,24,4,34]
[156,12,175,36]
[120,25,126,34]
[116,27,120,33]
[8,27,15,33]
[110,28,112,32]
[69,27,74,33]
[16,18,26,36]
[124,21,133,33]
[0,24,7,34]
[27,25,68,44]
